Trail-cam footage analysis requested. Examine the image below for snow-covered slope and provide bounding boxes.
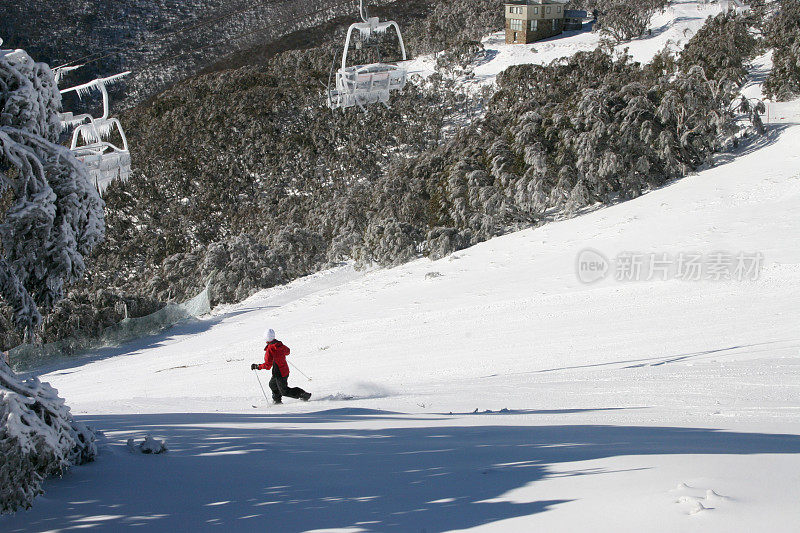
[4,4,800,532]
[4,101,798,531]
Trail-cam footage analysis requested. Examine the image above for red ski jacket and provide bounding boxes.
[259,340,290,377]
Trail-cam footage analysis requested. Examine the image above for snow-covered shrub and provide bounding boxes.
[358,219,422,267]
[425,227,471,260]
[0,360,96,513]
[486,47,741,204]
[202,235,287,306]
[435,41,485,77]
[406,0,502,55]
[40,290,162,346]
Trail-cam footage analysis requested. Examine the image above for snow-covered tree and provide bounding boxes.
[358,219,421,267]
[596,0,668,43]
[0,46,104,342]
[0,357,96,513]
[679,11,758,87]
[764,0,800,100]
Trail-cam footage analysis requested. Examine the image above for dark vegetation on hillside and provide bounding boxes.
[0,0,405,108]
[0,0,504,349]
[764,0,800,99]
[2,3,790,352]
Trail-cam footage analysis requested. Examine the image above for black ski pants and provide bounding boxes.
[269,365,307,401]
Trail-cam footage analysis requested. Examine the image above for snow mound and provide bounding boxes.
[674,483,732,515]
[688,500,709,515]
[126,435,168,455]
[706,489,730,502]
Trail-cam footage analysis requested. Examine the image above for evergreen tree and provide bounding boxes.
[764,0,800,100]
[0,47,105,342]
[595,0,668,42]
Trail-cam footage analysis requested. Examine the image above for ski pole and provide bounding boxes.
[288,361,312,381]
[253,370,270,402]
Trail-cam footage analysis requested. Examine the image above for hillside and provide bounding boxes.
[0,0,419,108]
[0,0,504,350]
[2,77,799,531]
[2,0,800,529]
[8,0,767,354]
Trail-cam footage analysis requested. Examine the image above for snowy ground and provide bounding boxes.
[4,3,800,532]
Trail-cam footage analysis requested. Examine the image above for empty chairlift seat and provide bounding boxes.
[328,8,409,111]
[59,72,132,195]
[70,118,132,193]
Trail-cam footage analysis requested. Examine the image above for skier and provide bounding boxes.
[251,329,311,404]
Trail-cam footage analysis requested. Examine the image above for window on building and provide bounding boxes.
[547,6,552,14]
[552,18,558,30]
[530,19,538,31]
[533,7,539,14]
[557,5,562,12]
[510,19,524,31]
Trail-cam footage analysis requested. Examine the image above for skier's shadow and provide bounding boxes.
[5,411,800,532]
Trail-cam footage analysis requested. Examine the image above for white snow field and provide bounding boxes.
[5,5,800,533]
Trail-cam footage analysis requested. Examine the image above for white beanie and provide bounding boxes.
[264,328,276,342]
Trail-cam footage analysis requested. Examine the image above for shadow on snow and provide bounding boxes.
[3,411,800,532]
[19,306,271,380]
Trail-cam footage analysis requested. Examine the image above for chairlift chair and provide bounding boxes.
[59,72,132,195]
[327,0,408,111]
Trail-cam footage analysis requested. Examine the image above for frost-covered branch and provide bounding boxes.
[0,360,96,513]
[0,47,105,341]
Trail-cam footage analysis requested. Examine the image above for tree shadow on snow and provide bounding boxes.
[713,124,794,167]
[19,306,267,380]
[4,412,800,532]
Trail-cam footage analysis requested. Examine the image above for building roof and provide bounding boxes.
[506,0,569,5]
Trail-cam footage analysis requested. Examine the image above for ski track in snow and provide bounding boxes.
[4,2,800,531]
